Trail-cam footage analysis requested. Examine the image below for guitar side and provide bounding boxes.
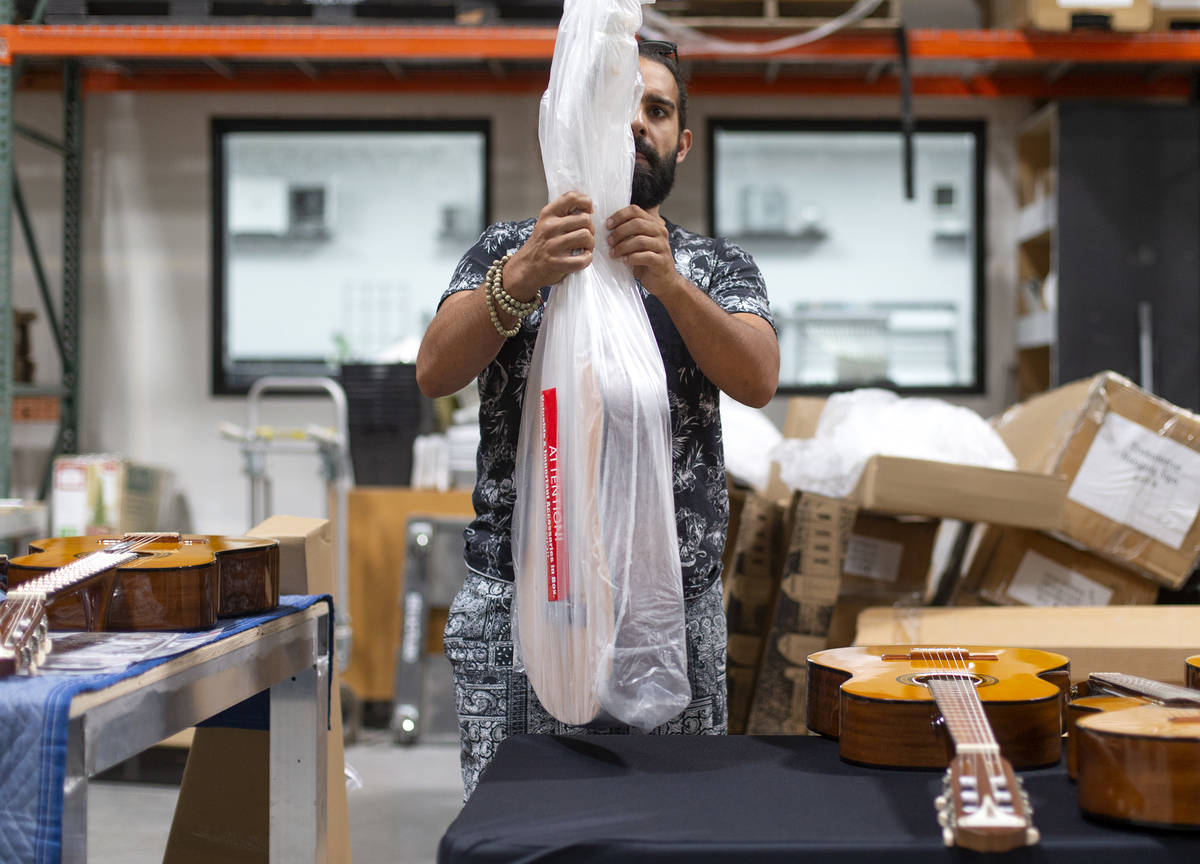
[1075,703,1200,828]
[7,535,279,631]
[806,646,1069,769]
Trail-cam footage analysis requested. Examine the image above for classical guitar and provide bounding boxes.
[1067,670,1200,828]
[6,533,279,634]
[807,646,1070,853]
[1,533,160,675]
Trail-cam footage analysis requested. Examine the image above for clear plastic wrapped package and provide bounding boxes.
[510,0,690,730]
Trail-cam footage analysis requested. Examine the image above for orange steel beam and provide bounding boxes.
[6,26,1200,63]
[10,67,1181,99]
[0,24,560,63]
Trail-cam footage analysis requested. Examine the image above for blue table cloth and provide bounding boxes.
[0,594,331,864]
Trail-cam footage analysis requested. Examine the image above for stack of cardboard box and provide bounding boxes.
[726,395,1069,734]
[725,371,1200,732]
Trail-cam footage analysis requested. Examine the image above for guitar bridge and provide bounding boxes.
[882,649,999,663]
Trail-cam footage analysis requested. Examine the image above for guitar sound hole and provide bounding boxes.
[897,672,999,688]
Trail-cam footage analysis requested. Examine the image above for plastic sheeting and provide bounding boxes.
[511,0,690,731]
[773,388,1016,499]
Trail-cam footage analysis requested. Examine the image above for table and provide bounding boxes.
[439,734,1200,863]
[0,595,331,864]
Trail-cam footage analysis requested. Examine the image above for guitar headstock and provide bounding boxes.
[936,753,1039,853]
[0,593,51,676]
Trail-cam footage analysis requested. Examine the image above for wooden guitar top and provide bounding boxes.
[810,645,1069,703]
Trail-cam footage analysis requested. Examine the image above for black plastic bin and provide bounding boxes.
[339,362,431,486]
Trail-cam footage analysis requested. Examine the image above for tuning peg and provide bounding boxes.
[1026,827,1040,845]
[937,810,950,827]
[934,795,947,809]
[942,827,955,847]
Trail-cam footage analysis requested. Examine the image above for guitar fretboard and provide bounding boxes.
[8,550,139,599]
[927,675,999,753]
[1091,672,1200,706]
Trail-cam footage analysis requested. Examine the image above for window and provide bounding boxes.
[709,119,985,393]
[212,118,490,394]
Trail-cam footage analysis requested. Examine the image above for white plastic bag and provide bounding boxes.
[510,0,690,731]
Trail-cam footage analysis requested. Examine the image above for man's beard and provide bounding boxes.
[631,136,677,210]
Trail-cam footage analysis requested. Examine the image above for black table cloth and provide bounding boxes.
[439,734,1200,863]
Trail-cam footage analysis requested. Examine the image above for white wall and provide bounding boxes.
[9,87,1027,532]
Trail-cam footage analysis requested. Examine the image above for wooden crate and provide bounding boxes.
[992,0,1153,31]
[654,0,901,29]
[342,486,474,703]
[1153,2,1200,30]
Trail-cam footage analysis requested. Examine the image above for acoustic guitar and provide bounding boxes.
[807,646,1071,853]
[2,533,161,675]
[5,533,279,634]
[1066,670,1200,828]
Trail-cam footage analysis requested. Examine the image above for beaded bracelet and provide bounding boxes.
[484,275,521,338]
[484,253,539,338]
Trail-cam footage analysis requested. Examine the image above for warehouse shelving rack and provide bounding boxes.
[7,19,1200,495]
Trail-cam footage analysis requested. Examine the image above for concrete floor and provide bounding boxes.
[87,729,464,864]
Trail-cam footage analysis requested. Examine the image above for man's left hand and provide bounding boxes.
[606,206,684,298]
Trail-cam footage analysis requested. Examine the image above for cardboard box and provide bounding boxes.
[747,493,857,734]
[991,0,1153,31]
[855,604,1200,685]
[995,372,1200,588]
[250,514,335,596]
[842,513,937,596]
[969,526,1160,608]
[51,454,171,536]
[165,516,351,864]
[723,493,788,734]
[853,455,1065,530]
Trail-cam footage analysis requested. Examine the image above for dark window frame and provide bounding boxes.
[211,116,492,396]
[707,117,987,396]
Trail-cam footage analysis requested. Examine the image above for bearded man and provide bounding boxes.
[416,40,779,799]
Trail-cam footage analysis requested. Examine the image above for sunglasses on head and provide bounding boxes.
[639,39,679,65]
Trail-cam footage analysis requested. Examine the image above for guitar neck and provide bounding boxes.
[8,548,140,601]
[1090,672,1200,707]
[927,676,1000,754]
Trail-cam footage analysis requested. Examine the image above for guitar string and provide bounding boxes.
[2,534,164,665]
[955,645,1005,780]
[939,645,1003,786]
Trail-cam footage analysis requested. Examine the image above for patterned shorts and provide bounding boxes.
[444,569,728,800]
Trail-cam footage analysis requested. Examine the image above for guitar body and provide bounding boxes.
[1075,703,1200,828]
[806,645,1070,769]
[1065,692,1142,778]
[7,535,279,631]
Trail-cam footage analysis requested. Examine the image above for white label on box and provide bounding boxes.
[843,535,904,584]
[1156,1,1200,11]
[1068,413,1200,549]
[1006,550,1114,607]
[1056,0,1133,8]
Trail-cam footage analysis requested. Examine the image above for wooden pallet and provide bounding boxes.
[991,0,1153,32]
[653,0,901,30]
[1153,4,1200,30]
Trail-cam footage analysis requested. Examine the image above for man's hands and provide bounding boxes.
[507,196,680,301]
[504,192,595,301]
[606,205,684,299]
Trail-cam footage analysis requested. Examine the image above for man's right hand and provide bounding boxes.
[504,192,595,301]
